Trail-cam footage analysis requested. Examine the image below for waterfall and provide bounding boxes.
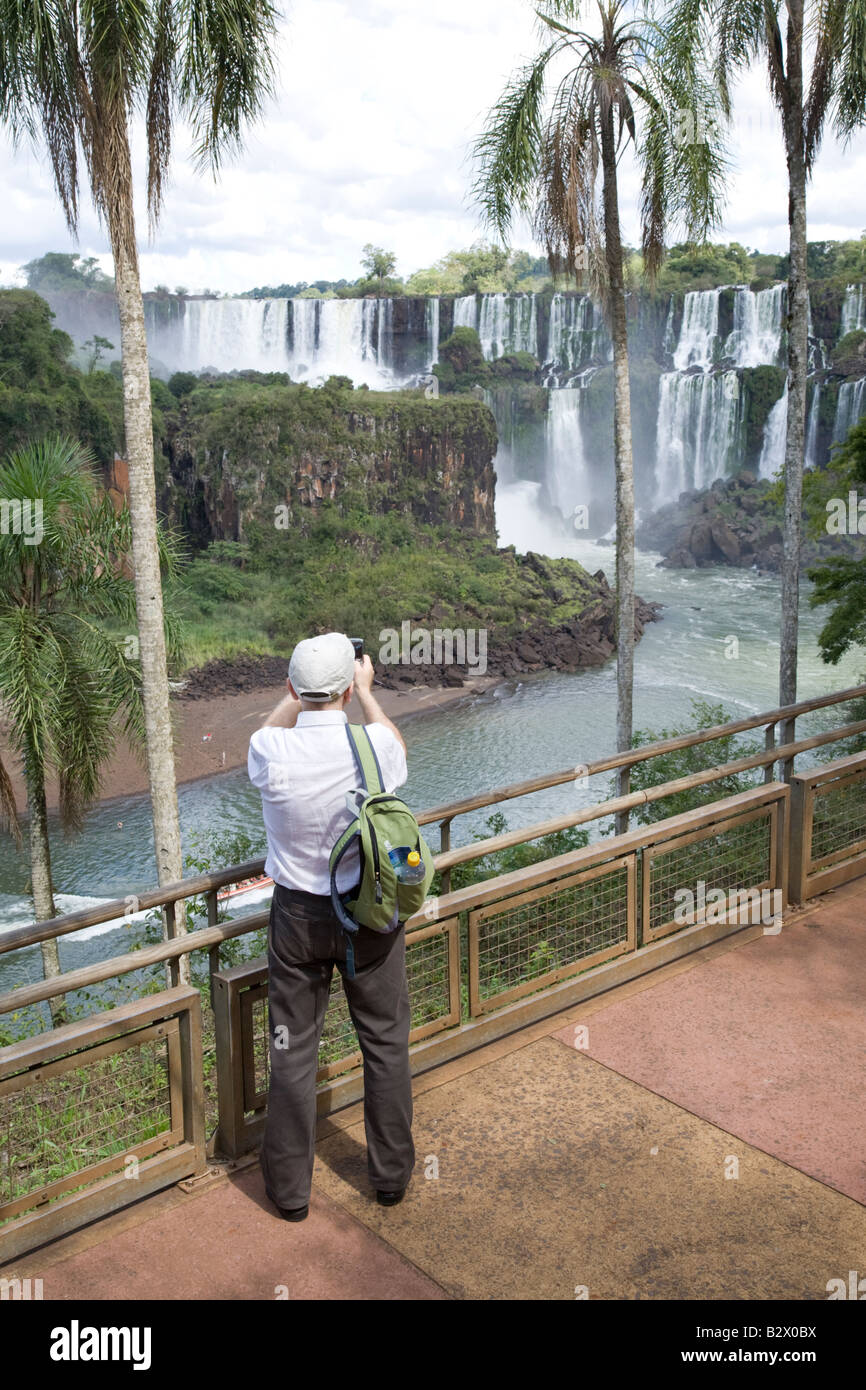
[724,284,785,367]
[453,295,478,331]
[426,297,440,369]
[546,294,609,380]
[546,386,593,521]
[832,378,866,446]
[673,290,720,370]
[478,293,508,358]
[655,371,743,500]
[758,382,788,480]
[805,384,821,471]
[662,296,676,357]
[840,285,866,338]
[177,297,291,374]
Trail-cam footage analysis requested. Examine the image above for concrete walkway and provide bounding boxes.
[5,880,865,1300]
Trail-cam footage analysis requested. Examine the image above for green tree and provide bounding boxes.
[664,0,866,752]
[22,251,114,293]
[83,334,115,373]
[361,244,398,284]
[0,436,182,1021]
[472,0,726,808]
[0,1,280,949]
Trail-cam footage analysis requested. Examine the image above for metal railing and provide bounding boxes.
[1,682,865,1256]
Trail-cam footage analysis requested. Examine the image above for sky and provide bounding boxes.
[1,0,865,295]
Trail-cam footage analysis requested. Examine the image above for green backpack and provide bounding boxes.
[330,724,435,977]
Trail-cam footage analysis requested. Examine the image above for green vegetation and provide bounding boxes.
[22,252,114,295]
[629,700,763,824]
[806,418,866,664]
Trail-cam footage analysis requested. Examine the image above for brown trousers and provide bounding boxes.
[259,884,415,1209]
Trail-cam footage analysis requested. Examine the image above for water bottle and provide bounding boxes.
[386,844,426,884]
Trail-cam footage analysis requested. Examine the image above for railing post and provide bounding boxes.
[780,714,796,784]
[163,899,190,987]
[764,723,777,784]
[615,767,630,836]
[439,818,453,896]
[207,889,220,1007]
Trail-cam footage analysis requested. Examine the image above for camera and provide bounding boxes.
[350,637,364,660]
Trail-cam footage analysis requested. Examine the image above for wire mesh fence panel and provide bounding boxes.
[810,775,866,867]
[470,857,635,1014]
[644,809,773,942]
[0,1027,177,1224]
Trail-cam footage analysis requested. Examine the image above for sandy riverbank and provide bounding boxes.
[2,675,501,813]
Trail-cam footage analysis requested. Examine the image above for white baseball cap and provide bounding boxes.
[289,632,356,702]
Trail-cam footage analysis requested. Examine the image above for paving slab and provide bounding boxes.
[13,1166,449,1301]
[313,1035,866,1300]
[550,890,866,1204]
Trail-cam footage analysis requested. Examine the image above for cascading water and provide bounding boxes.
[426,297,440,369]
[832,378,866,445]
[758,382,788,480]
[805,383,821,471]
[176,297,292,373]
[656,371,744,499]
[452,294,478,331]
[724,284,786,367]
[654,285,789,503]
[673,290,719,369]
[545,380,595,522]
[840,284,866,338]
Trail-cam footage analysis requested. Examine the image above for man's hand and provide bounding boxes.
[353,653,375,692]
[352,656,406,754]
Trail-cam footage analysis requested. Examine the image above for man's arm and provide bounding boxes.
[260,687,303,729]
[353,656,406,755]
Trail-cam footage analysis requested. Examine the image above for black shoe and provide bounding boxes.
[266,1188,309,1222]
[275,1203,309,1222]
[376,1188,406,1207]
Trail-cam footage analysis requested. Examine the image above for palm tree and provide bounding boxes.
[0,435,182,1023]
[472,0,727,809]
[663,0,866,754]
[0,1,279,916]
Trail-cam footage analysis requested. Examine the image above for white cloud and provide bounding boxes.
[0,1,863,294]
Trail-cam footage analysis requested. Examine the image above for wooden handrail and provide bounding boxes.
[3,683,865,959]
[0,782,790,1018]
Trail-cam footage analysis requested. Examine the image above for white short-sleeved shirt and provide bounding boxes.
[247,710,408,894]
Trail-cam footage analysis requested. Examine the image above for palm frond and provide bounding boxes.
[471,43,560,239]
[177,0,279,174]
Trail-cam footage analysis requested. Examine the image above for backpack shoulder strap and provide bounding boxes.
[346,723,384,795]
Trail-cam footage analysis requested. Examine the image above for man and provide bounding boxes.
[247,632,414,1222]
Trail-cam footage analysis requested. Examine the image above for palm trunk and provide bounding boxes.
[23,752,65,1026]
[104,114,187,983]
[779,0,808,773]
[600,105,636,829]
